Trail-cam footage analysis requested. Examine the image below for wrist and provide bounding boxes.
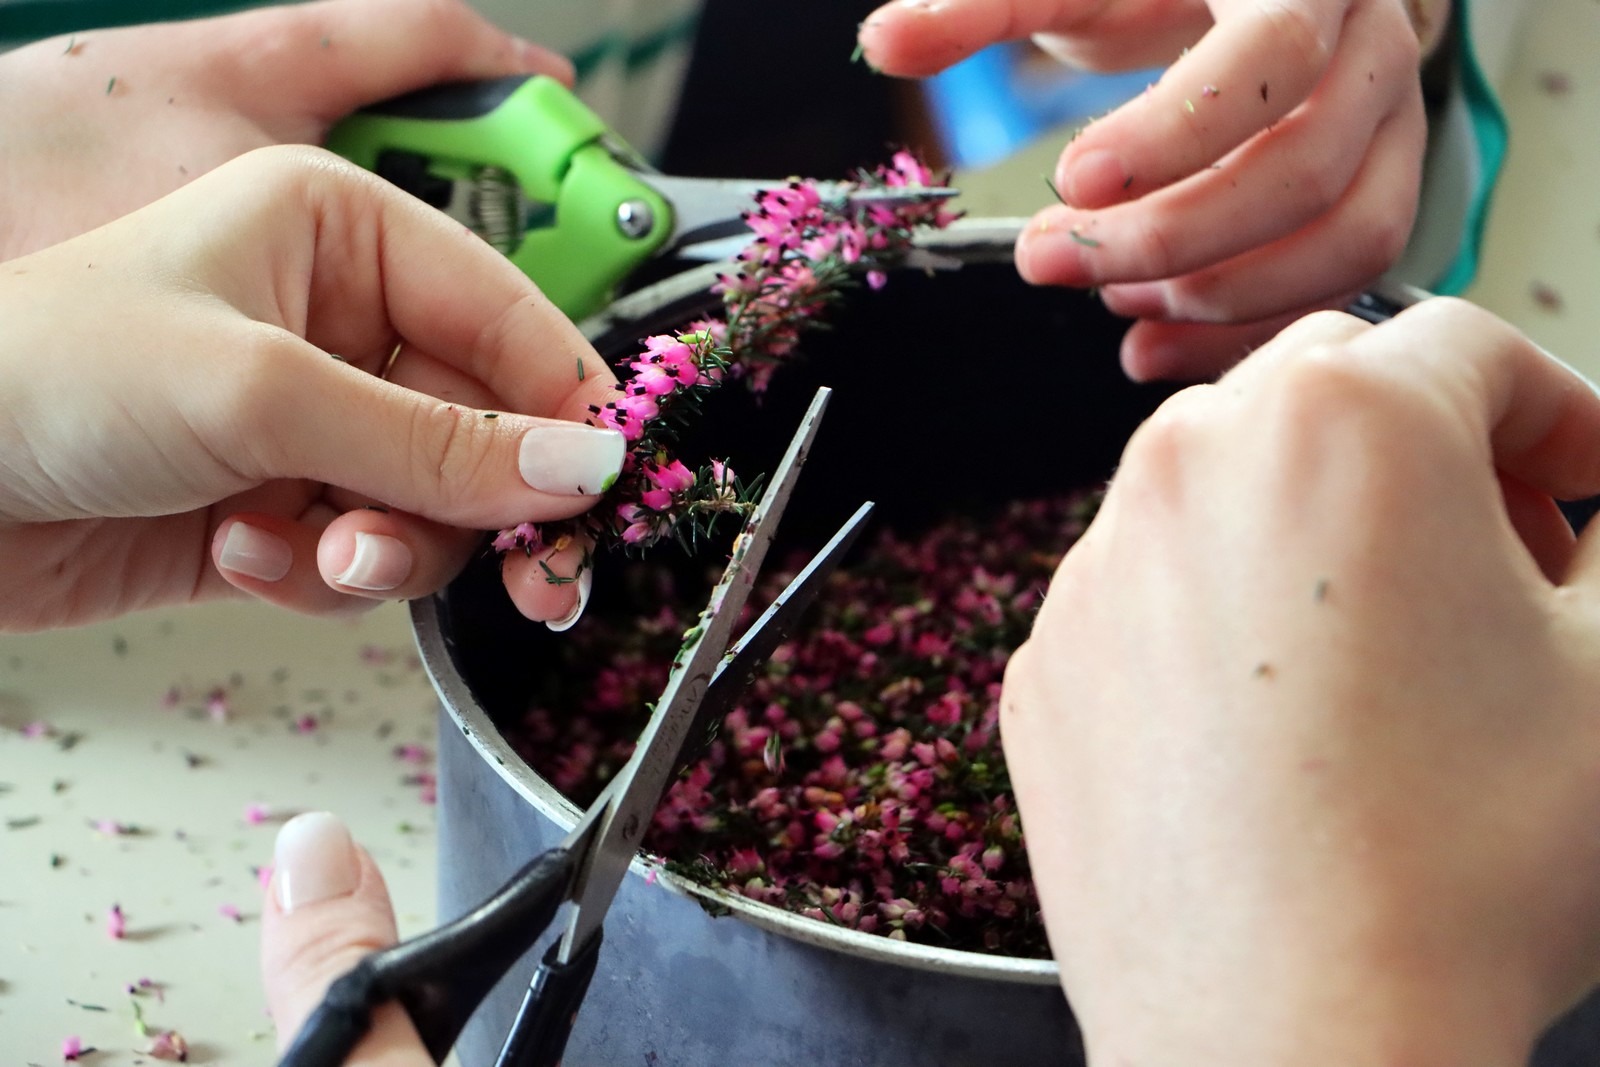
[1074,957,1539,1067]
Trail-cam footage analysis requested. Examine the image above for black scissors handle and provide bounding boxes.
[278,848,576,1066]
[492,928,605,1067]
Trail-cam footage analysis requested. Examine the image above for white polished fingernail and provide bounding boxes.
[218,523,292,582]
[519,424,626,496]
[273,812,359,914]
[545,565,593,632]
[335,532,412,591]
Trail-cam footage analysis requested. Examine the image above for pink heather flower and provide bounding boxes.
[92,818,132,836]
[107,904,126,940]
[866,270,888,290]
[21,720,51,738]
[926,692,963,728]
[219,903,242,923]
[359,644,393,666]
[394,743,430,765]
[147,1030,189,1061]
[491,522,544,554]
[294,714,319,734]
[204,688,230,723]
[256,864,274,890]
[243,803,269,825]
[646,459,695,494]
[62,1036,85,1061]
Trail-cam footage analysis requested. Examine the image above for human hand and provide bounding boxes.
[261,812,433,1064]
[859,0,1442,380]
[0,0,573,262]
[1001,300,1600,1064]
[0,145,621,631]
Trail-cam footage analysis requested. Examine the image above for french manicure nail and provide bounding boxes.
[218,522,292,582]
[273,812,359,914]
[335,532,412,591]
[519,423,626,496]
[545,564,593,633]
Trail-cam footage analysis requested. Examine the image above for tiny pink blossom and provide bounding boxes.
[393,743,430,765]
[146,1029,189,1061]
[243,803,270,825]
[107,904,126,940]
[21,720,52,738]
[204,688,230,723]
[219,903,243,923]
[62,1036,86,1061]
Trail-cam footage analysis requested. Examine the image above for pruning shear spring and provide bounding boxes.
[278,388,872,1066]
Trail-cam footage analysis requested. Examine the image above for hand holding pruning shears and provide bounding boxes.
[0,0,571,263]
[858,0,1441,380]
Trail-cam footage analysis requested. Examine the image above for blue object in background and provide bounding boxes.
[924,43,1162,169]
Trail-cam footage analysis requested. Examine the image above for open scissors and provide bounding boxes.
[278,388,872,1067]
[325,75,957,320]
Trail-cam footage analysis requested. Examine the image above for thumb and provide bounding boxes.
[261,812,432,1063]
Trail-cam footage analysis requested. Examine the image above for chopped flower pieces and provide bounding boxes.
[106,904,126,940]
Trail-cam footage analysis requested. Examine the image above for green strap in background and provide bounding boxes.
[0,0,257,39]
[1432,0,1509,295]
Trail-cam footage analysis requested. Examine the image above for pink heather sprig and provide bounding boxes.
[493,151,957,567]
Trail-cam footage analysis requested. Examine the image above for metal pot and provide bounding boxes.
[414,220,1600,1066]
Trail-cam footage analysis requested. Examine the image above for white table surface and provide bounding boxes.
[1,0,1593,1061]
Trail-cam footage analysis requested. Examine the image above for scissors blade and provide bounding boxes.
[555,387,832,960]
[635,172,959,258]
[669,500,874,780]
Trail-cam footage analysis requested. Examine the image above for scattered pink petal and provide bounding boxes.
[146,1030,189,1062]
[205,688,230,723]
[255,864,275,890]
[393,743,431,765]
[107,904,126,940]
[126,977,165,1002]
[293,713,319,734]
[21,720,52,738]
[160,686,182,710]
[244,803,270,825]
[218,903,243,923]
[62,1035,88,1061]
[91,818,134,836]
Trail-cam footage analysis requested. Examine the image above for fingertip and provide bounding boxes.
[215,519,295,585]
[502,542,592,627]
[513,37,575,84]
[316,509,478,601]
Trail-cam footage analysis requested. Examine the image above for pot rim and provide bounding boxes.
[415,217,1061,986]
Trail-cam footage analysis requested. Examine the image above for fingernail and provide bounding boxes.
[218,523,292,582]
[545,564,593,633]
[898,0,945,9]
[519,423,626,496]
[273,812,359,914]
[335,532,412,591]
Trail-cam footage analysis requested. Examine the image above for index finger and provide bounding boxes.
[1055,0,1357,208]
[1335,299,1600,506]
[858,0,1207,77]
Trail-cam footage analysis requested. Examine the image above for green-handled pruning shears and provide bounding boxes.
[326,75,957,321]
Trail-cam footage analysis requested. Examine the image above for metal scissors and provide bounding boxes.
[278,388,872,1067]
[325,75,958,320]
